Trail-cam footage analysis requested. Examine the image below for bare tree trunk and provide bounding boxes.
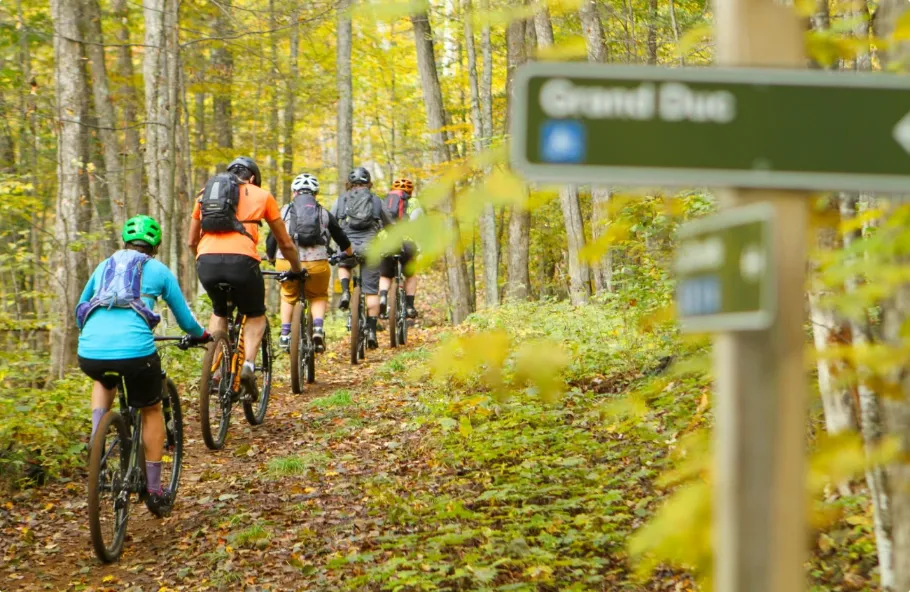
[267,0,280,194]
[463,0,497,308]
[411,10,473,322]
[505,15,530,301]
[591,188,613,293]
[144,0,164,215]
[282,2,299,203]
[479,0,498,306]
[51,0,91,377]
[668,0,685,65]
[81,0,124,237]
[647,0,658,64]
[336,0,354,191]
[579,0,608,62]
[559,186,591,304]
[163,0,179,272]
[534,7,555,46]
[212,0,234,164]
[112,0,143,215]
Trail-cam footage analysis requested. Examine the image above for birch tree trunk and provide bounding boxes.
[479,0,498,306]
[337,0,354,191]
[267,0,280,194]
[559,186,591,304]
[411,10,474,323]
[505,16,530,301]
[162,0,179,272]
[282,3,299,203]
[143,0,164,214]
[579,0,608,62]
[81,0,123,236]
[647,0,658,64]
[113,0,143,215]
[668,0,685,65]
[534,7,555,46]
[50,0,91,377]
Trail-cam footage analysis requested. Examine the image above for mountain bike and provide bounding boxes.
[330,253,367,365]
[87,335,201,563]
[198,282,273,450]
[263,269,314,394]
[387,253,408,348]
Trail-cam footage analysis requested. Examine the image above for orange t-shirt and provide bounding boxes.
[192,183,281,261]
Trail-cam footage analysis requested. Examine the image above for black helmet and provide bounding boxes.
[348,166,371,185]
[227,156,261,187]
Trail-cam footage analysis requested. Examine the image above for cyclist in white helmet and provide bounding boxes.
[267,173,352,352]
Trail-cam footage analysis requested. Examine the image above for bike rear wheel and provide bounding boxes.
[88,411,130,563]
[289,302,305,394]
[200,332,232,450]
[350,286,361,365]
[161,378,183,498]
[397,284,408,346]
[243,321,272,425]
[389,279,399,349]
[305,309,316,384]
[358,293,367,360]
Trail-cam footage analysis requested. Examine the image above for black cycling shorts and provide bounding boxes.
[197,254,266,318]
[79,353,163,408]
[380,242,417,279]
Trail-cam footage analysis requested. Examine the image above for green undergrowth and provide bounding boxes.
[330,300,707,591]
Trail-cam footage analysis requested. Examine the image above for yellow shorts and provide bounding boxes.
[275,259,331,303]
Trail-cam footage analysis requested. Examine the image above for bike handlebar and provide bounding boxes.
[262,269,309,282]
[155,334,211,351]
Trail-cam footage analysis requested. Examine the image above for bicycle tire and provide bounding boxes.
[359,295,367,360]
[289,302,305,394]
[161,378,183,499]
[88,411,130,563]
[350,286,361,365]
[243,321,272,425]
[397,284,408,346]
[389,278,399,349]
[200,332,232,450]
[305,309,316,384]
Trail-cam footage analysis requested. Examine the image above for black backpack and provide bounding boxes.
[385,190,408,221]
[288,193,326,247]
[198,172,254,241]
[341,187,376,231]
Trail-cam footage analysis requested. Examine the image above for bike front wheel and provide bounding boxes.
[161,378,183,499]
[200,332,232,450]
[88,411,130,563]
[397,285,408,346]
[305,309,316,384]
[243,321,272,425]
[350,286,362,365]
[389,278,400,349]
[289,302,305,394]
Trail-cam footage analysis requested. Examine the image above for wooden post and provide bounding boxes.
[712,0,807,591]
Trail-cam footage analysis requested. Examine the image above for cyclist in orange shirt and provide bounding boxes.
[188,157,302,391]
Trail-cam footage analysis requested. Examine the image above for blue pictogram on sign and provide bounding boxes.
[539,120,586,164]
[677,275,721,317]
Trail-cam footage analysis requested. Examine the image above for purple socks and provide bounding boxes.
[281,323,291,336]
[146,461,162,494]
[313,318,324,329]
[91,408,106,438]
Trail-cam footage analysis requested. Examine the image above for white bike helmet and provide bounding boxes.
[291,173,319,194]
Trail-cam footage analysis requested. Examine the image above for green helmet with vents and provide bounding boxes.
[122,215,162,248]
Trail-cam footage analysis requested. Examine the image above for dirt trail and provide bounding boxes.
[3,326,435,592]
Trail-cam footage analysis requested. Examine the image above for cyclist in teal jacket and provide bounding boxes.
[76,216,209,516]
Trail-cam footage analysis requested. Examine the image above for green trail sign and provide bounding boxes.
[675,203,775,332]
[510,63,910,192]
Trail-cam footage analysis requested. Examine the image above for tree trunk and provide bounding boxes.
[80,0,123,240]
[647,0,658,64]
[411,10,473,323]
[50,0,91,377]
[282,3,299,203]
[505,15,530,301]
[479,0,497,305]
[163,0,179,272]
[463,0,497,307]
[337,0,354,191]
[212,0,234,163]
[534,7,555,47]
[143,0,164,215]
[591,188,613,292]
[267,0,280,194]
[559,186,591,304]
[112,0,143,215]
[579,0,608,62]
[668,0,685,65]
[870,4,910,587]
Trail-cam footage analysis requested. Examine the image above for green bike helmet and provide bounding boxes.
[122,215,162,248]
